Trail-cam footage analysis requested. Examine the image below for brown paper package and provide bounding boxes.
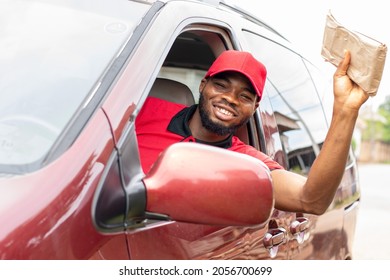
[321,12,387,96]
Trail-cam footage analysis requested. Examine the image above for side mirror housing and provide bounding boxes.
[143,142,274,226]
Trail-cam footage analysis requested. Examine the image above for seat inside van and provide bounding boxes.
[148,78,195,106]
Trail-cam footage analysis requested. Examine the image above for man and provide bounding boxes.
[136,50,368,216]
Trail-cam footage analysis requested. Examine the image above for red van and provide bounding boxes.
[0,0,359,259]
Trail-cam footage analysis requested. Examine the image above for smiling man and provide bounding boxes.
[136,50,368,216]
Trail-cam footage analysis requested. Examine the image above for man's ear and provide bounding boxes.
[199,78,207,93]
[254,100,260,111]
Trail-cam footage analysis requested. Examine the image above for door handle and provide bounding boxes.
[290,217,309,243]
[263,228,287,258]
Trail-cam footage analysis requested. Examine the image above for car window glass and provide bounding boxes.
[243,31,328,174]
[0,0,149,168]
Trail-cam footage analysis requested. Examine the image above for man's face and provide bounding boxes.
[198,71,259,136]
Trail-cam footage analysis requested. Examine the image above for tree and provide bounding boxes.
[361,96,390,143]
[378,96,390,143]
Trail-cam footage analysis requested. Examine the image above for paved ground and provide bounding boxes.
[353,163,390,259]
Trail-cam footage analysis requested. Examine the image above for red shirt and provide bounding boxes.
[135,97,283,173]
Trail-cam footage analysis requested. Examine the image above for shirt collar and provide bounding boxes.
[167,104,233,149]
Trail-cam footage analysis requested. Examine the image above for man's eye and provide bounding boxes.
[215,82,226,88]
[241,94,254,102]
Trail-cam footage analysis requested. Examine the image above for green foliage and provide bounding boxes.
[378,96,390,143]
[379,96,390,112]
[362,96,390,143]
[362,119,384,141]
[351,137,357,151]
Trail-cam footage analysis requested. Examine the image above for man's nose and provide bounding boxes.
[221,90,239,105]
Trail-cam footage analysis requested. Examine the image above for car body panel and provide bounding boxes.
[0,110,121,259]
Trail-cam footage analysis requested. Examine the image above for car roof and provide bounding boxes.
[153,0,288,40]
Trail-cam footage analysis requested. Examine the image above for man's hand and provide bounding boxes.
[333,50,369,113]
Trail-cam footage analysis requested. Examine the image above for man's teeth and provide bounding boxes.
[217,107,233,116]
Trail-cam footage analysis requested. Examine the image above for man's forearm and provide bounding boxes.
[301,107,359,214]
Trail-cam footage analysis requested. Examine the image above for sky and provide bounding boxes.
[232,0,389,110]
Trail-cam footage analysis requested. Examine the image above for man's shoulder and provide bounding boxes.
[143,96,187,113]
[136,97,187,124]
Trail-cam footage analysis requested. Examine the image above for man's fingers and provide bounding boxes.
[335,50,351,77]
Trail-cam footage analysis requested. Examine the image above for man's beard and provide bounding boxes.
[198,93,249,136]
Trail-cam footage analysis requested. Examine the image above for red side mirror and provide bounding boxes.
[143,142,274,226]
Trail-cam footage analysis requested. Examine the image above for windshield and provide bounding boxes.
[0,0,150,170]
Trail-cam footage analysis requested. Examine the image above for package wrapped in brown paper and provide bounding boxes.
[321,12,387,96]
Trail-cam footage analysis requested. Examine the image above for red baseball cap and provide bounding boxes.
[204,50,267,100]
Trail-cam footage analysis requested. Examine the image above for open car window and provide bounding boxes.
[149,28,261,149]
